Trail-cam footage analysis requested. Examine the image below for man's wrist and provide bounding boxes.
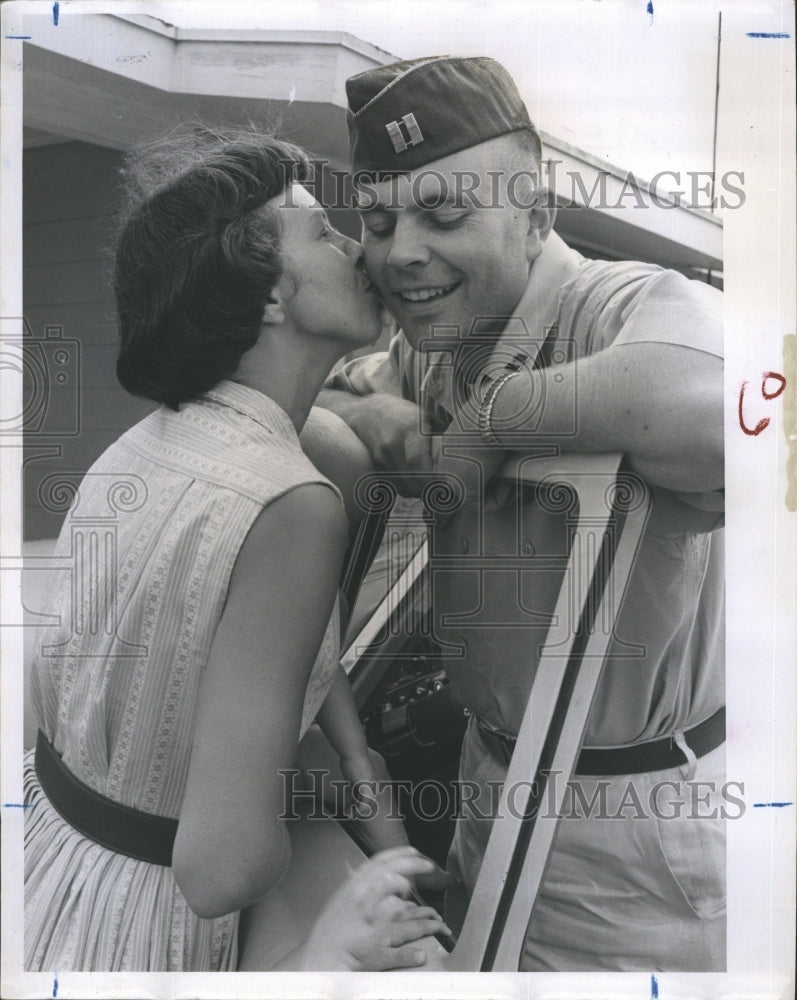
[478,370,522,444]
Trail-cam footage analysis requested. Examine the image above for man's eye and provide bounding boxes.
[429,212,469,230]
[361,217,395,236]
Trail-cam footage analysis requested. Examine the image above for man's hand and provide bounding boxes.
[363,395,435,473]
[317,389,436,498]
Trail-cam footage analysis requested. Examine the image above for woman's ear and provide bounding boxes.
[261,298,285,326]
[262,267,298,327]
[525,187,557,262]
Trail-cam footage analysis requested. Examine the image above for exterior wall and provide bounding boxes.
[22,141,155,540]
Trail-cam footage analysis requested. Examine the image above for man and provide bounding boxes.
[318,56,725,971]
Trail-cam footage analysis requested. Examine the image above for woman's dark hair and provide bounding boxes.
[114,127,310,409]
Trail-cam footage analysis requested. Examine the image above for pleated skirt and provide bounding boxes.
[23,749,238,972]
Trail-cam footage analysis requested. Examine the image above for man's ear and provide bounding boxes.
[525,187,557,262]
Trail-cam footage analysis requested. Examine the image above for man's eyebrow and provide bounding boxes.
[354,196,473,213]
[354,197,392,213]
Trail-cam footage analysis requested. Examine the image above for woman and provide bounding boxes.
[24,131,447,972]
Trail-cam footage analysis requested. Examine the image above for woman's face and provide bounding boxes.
[267,184,383,348]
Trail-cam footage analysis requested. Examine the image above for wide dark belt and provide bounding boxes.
[475,706,726,776]
[34,730,178,866]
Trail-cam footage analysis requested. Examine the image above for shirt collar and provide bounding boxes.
[421,231,583,417]
[201,380,299,442]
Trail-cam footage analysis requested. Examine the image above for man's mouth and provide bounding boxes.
[396,282,459,303]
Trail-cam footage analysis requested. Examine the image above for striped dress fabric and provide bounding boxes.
[24,380,342,971]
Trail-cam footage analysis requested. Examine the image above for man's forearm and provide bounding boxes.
[491,342,723,493]
[315,388,375,443]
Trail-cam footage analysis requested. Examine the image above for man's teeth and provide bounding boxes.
[399,284,457,302]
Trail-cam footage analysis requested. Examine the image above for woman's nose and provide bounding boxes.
[335,230,363,263]
[345,239,365,267]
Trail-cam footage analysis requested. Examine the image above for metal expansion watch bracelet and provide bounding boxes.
[477,369,522,444]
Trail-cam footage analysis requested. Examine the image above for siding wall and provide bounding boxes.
[23,141,155,541]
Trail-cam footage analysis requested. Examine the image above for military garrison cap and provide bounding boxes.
[346,56,538,175]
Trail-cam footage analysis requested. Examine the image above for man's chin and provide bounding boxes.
[400,319,459,352]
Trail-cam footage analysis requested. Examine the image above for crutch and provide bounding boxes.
[439,450,650,970]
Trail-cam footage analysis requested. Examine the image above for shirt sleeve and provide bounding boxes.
[324,331,417,401]
[609,269,723,359]
[564,263,725,527]
[562,262,723,361]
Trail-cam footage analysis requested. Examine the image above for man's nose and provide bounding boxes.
[385,217,430,269]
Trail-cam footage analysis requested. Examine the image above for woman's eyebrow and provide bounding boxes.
[308,206,331,228]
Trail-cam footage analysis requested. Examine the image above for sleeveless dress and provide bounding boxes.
[24,381,342,971]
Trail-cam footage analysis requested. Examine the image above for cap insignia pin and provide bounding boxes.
[385,113,424,153]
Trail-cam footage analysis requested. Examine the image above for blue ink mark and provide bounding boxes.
[646,1,654,23]
[753,801,793,807]
[4,35,32,39]
[3,802,35,808]
[651,974,659,998]
[53,1,60,25]
[746,32,790,38]
[52,973,58,998]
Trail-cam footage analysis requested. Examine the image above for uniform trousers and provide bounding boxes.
[446,716,727,971]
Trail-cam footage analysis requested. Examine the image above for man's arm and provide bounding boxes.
[491,340,723,493]
[317,336,436,494]
[299,405,376,526]
[316,388,434,477]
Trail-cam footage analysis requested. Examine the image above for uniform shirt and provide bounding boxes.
[326,232,724,745]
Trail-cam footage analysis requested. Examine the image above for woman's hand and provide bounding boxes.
[300,847,450,970]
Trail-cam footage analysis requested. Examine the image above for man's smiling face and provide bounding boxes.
[357,134,542,351]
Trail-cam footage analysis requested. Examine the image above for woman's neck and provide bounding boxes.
[230,331,343,435]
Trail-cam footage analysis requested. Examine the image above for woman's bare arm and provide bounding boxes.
[173,484,348,919]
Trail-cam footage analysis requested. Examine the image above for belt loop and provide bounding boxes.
[673,730,697,780]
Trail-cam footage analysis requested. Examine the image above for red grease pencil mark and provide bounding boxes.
[738,371,787,435]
